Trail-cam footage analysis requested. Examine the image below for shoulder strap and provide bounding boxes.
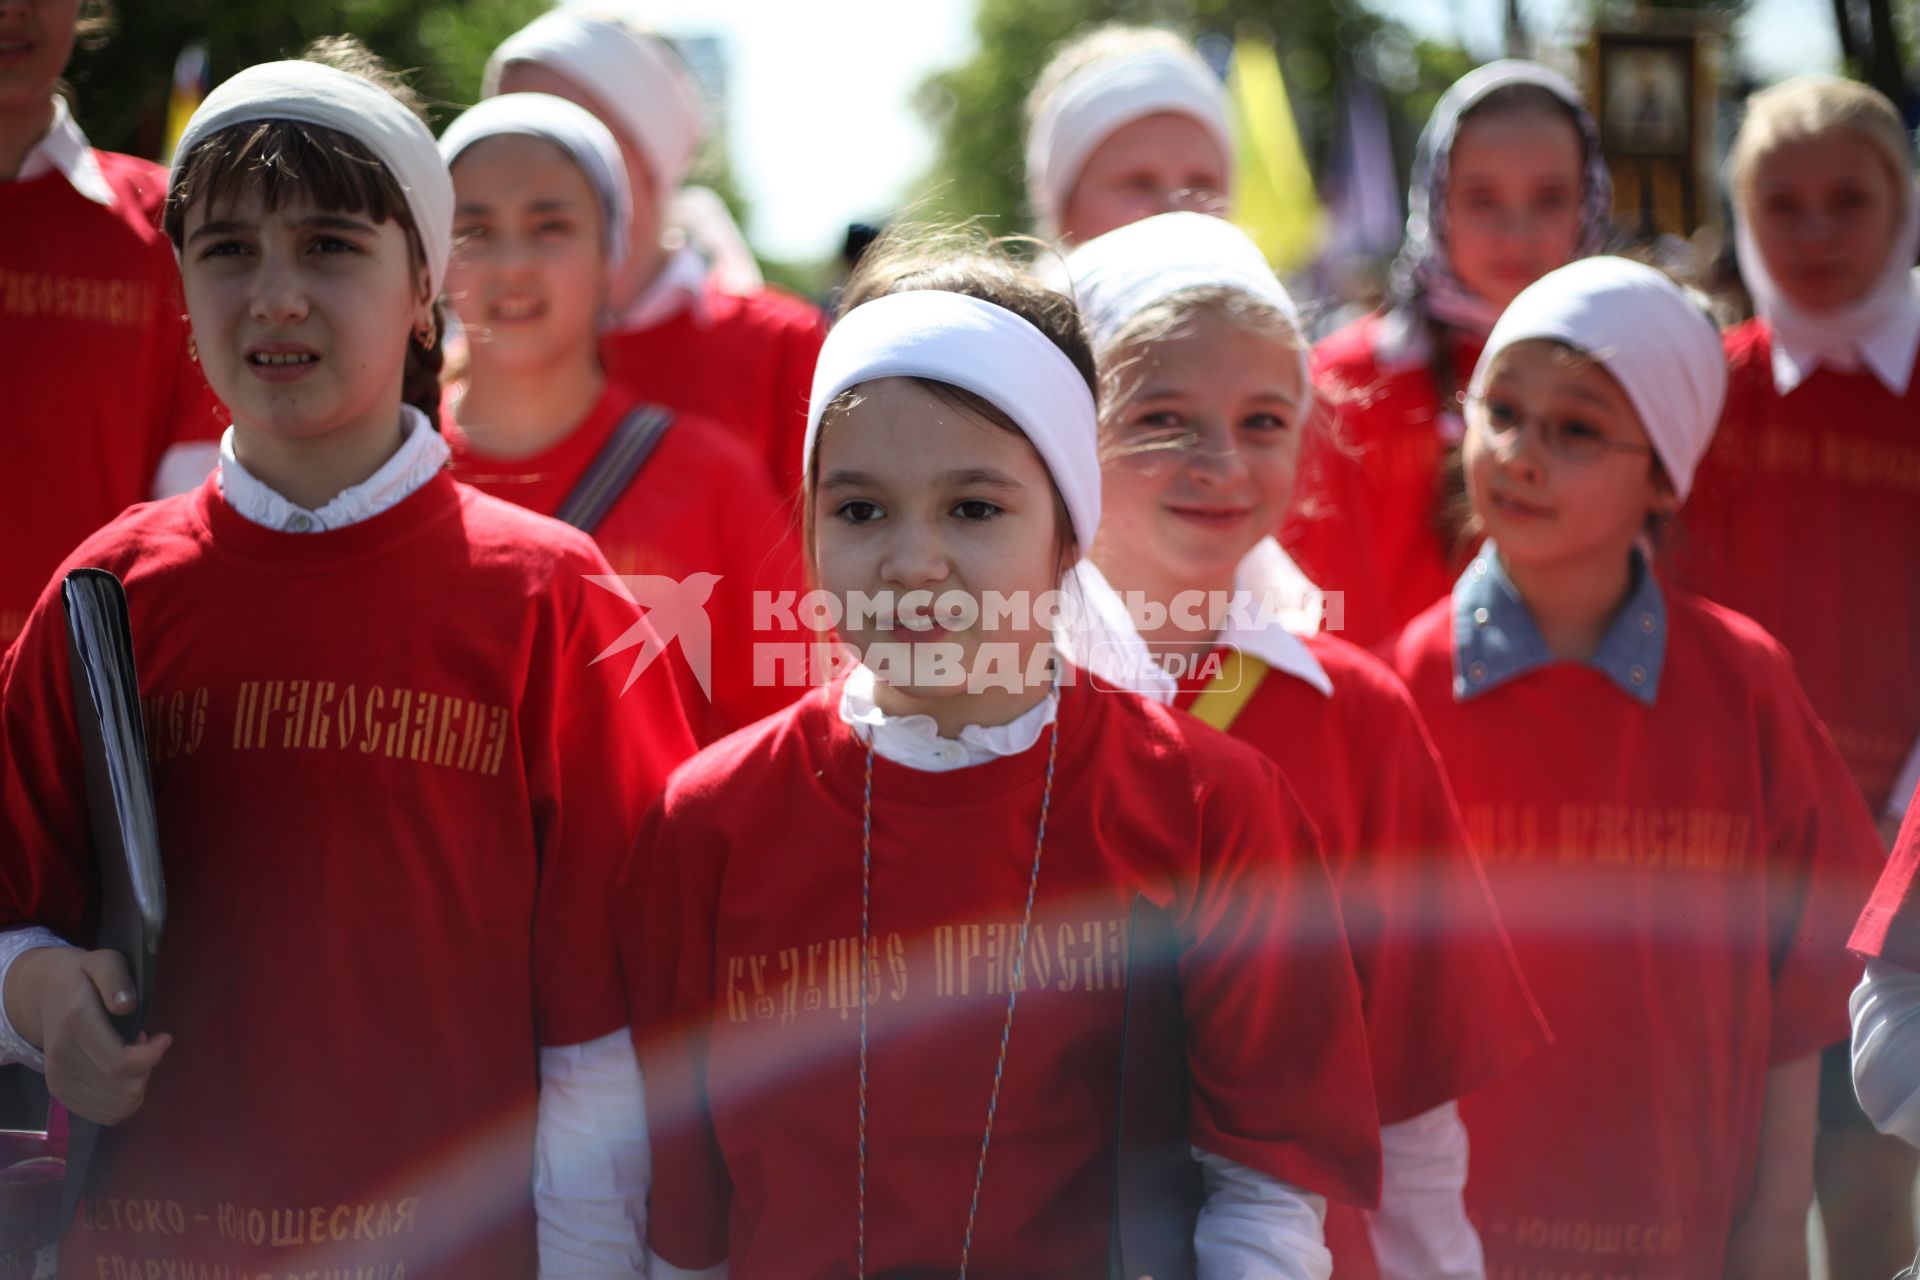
[1184,648,1271,733]
[554,403,675,535]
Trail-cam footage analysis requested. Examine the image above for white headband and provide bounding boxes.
[1060,211,1309,403]
[171,60,454,299]
[1026,45,1232,234]
[1471,257,1727,500]
[484,7,705,201]
[806,291,1102,550]
[440,93,633,275]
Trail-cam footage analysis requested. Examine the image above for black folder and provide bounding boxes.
[1110,895,1202,1280]
[57,569,166,1228]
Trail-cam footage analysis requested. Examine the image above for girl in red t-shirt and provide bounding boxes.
[1059,210,1546,1280]
[439,93,804,745]
[0,44,692,1280]
[483,8,826,499]
[1288,61,1612,648]
[1674,73,1920,1278]
[622,234,1381,1279]
[1384,256,1881,1279]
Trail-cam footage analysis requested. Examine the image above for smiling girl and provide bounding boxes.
[1287,61,1612,648]
[484,5,827,498]
[0,43,692,1278]
[1060,210,1546,1280]
[1385,257,1881,1279]
[439,93,804,743]
[622,233,1381,1279]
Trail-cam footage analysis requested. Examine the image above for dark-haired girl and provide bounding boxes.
[0,44,693,1279]
[622,232,1381,1278]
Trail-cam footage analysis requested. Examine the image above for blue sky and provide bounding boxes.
[642,0,1841,261]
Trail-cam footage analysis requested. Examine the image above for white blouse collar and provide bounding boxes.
[1768,274,1920,397]
[15,97,112,207]
[837,663,1059,773]
[217,405,451,532]
[1062,540,1332,703]
[1212,538,1333,697]
[614,246,712,334]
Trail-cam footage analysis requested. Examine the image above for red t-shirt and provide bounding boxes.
[1672,318,1920,816]
[598,282,826,503]
[622,677,1382,1279]
[1,150,224,647]
[1173,634,1547,1277]
[1388,586,1880,1278]
[446,379,806,744]
[1853,782,1920,966]
[0,472,694,1279]
[1285,312,1484,649]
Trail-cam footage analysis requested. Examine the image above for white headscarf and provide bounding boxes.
[1060,210,1310,407]
[484,5,706,205]
[171,59,454,298]
[1025,42,1232,235]
[1386,59,1612,346]
[440,92,633,275]
[1472,256,1727,500]
[806,290,1101,550]
[1732,113,1920,396]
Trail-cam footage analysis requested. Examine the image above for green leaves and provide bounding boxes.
[66,0,550,158]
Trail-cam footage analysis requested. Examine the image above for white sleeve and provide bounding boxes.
[647,1253,727,1280]
[0,927,78,1072]
[1851,959,1920,1146]
[150,441,221,500]
[535,1029,649,1278]
[1888,736,1920,822]
[1367,1102,1485,1280]
[1191,1147,1332,1280]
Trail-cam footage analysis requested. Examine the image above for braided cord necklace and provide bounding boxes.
[856,718,1060,1280]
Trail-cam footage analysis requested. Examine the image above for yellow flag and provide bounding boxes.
[1227,36,1323,271]
[162,43,209,165]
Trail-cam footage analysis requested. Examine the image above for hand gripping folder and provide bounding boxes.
[57,569,166,1231]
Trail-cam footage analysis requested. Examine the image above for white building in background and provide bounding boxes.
[669,32,731,159]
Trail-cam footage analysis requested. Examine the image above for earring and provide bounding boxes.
[415,323,438,352]
[187,334,199,364]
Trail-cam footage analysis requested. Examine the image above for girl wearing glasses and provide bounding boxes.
[1287,62,1611,649]
[1385,257,1881,1279]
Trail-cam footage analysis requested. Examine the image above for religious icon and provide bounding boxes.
[1599,36,1694,160]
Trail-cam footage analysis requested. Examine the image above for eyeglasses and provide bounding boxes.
[1461,392,1655,465]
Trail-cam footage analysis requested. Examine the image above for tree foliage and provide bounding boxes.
[62,1,754,257]
[65,0,548,158]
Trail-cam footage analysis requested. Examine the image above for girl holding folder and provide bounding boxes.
[0,40,692,1280]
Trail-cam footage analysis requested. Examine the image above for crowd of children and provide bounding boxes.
[1,3,1915,1278]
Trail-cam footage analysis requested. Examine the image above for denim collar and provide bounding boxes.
[1452,540,1666,706]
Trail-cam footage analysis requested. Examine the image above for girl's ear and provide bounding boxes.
[1649,469,1681,518]
[415,262,437,319]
